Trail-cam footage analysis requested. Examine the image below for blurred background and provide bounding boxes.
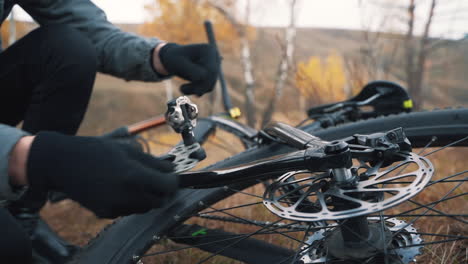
[1,0,467,259]
[3,0,467,135]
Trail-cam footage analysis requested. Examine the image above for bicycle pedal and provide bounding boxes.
[166,143,206,173]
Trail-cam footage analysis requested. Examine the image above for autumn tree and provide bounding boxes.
[295,53,347,108]
[357,0,468,109]
[141,0,238,46]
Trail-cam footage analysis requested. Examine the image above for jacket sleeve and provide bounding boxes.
[17,0,164,82]
[0,124,29,204]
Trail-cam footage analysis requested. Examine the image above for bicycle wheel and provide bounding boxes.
[72,108,468,264]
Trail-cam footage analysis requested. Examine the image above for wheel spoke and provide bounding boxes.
[393,238,464,249]
[195,218,285,264]
[205,205,306,244]
[141,223,303,258]
[227,187,264,199]
[290,224,313,264]
[391,180,464,239]
[389,192,467,218]
[423,135,468,157]
[407,232,468,240]
[427,171,467,187]
[379,212,390,264]
[385,190,468,224]
[142,234,247,257]
[200,201,263,214]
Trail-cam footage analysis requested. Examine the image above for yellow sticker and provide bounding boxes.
[229,107,242,119]
[403,99,413,109]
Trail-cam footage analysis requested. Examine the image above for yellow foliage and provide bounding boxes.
[295,53,347,105]
[140,0,247,51]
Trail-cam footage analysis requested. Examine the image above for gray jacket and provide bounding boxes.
[0,0,165,202]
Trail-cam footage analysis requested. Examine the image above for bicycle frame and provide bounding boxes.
[179,123,410,189]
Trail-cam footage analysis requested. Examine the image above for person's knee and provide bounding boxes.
[22,25,98,135]
[37,24,98,82]
[38,24,97,102]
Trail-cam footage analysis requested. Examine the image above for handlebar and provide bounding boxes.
[204,20,241,119]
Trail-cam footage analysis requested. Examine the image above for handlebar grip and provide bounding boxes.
[204,21,218,48]
[264,122,329,150]
[204,20,236,117]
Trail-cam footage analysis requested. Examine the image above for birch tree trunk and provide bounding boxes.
[242,35,256,127]
[405,0,416,106]
[241,0,256,127]
[261,0,298,127]
[405,0,436,110]
[164,80,173,102]
[413,0,436,109]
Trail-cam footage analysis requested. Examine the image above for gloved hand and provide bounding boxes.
[27,132,178,218]
[159,43,219,96]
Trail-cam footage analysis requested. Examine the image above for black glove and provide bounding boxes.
[27,132,178,218]
[159,43,219,96]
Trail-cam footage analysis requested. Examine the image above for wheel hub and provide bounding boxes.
[299,218,423,264]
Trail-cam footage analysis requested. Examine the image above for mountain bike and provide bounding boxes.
[71,99,467,264]
[69,23,467,264]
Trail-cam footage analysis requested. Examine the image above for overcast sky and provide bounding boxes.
[12,0,468,39]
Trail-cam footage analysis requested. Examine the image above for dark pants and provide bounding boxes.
[0,24,97,262]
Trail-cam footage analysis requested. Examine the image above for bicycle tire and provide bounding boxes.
[71,108,468,264]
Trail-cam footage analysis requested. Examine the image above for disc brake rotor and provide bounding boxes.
[263,152,434,221]
[300,218,423,264]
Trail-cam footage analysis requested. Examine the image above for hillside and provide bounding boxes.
[4,22,467,135]
[85,24,467,131]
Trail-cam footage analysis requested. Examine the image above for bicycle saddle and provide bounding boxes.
[307,80,413,118]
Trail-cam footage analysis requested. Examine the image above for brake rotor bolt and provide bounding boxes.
[152,235,160,241]
[132,255,140,262]
[174,215,181,221]
[199,201,205,206]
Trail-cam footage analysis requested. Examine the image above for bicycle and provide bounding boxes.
[66,21,468,264]
[68,97,467,264]
[64,21,467,264]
